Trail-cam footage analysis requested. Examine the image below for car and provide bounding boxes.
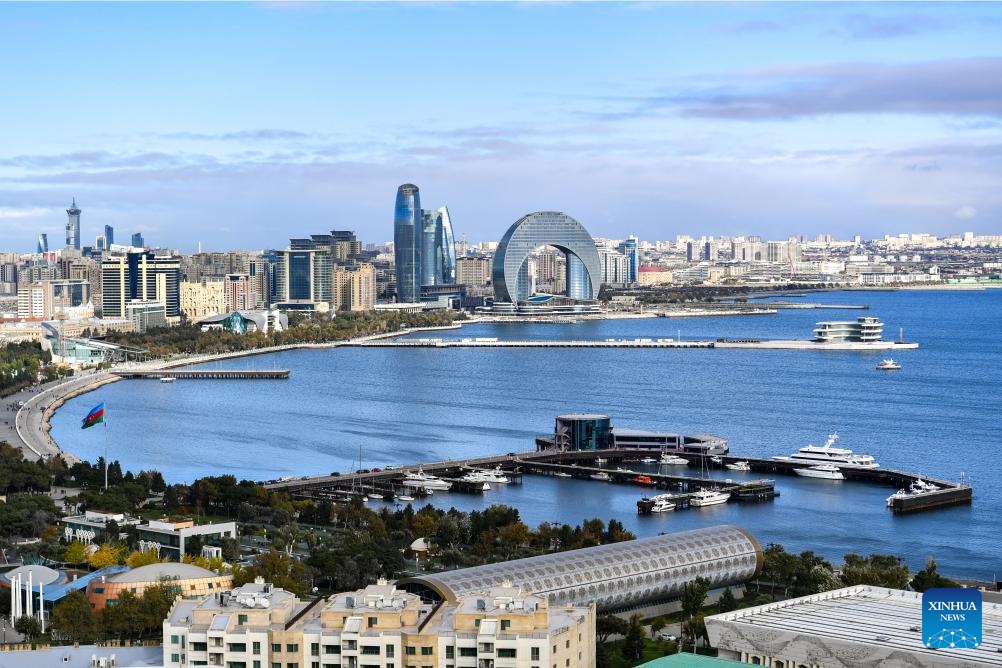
[328,471,340,477]
[658,632,678,642]
[355,469,371,474]
[371,467,382,472]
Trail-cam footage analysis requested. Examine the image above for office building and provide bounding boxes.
[420,206,457,286]
[131,232,145,248]
[104,224,114,247]
[36,233,48,254]
[62,512,237,562]
[394,183,421,303]
[127,300,168,332]
[272,248,331,310]
[101,252,181,323]
[621,236,639,282]
[492,211,602,304]
[164,578,594,668]
[65,198,81,250]
[95,234,106,251]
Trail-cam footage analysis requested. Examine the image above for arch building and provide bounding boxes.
[398,525,762,613]
[491,212,602,304]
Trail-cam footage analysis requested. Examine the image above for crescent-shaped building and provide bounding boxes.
[397,525,762,613]
[492,211,602,304]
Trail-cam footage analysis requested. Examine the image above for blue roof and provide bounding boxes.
[42,565,131,602]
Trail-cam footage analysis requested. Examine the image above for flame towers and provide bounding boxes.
[394,184,457,303]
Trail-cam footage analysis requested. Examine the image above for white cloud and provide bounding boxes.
[954,204,978,220]
[0,207,50,219]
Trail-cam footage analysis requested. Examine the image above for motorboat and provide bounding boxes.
[910,479,940,493]
[397,494,415,502]
[616,466,635,473]
[876,359,902,371]
[632,474,654,485]
[553,471,572,478]
[659,454,689,466]
[458,473,492,491]
[725,461,752,472]
[689,489,730,507]
[159,376,176,384]
[590,471,612,481]
[594,457,608,465]
[640,457,657,464]
[886,488,911,506]
[772,433,880,469]
[650,497,676,513]
[794,464,845,480]
[401,468,452,491]
[709,456,723,465]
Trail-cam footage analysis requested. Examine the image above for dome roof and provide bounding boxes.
[109,562,221,583]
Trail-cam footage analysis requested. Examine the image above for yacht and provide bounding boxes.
[397,494,415,502]
[886,488,910,506]
[401,468,452,491]
[650,496,676,513]
[594,457,608,465]
[159,376,176,384]
[725,461,752,472]
[590,471,611,481]
[689,489,730,507]
[458,472,493,491]
[910,479,940,493]
[553,471,572,478]
[876,359,902,371]
[794,464,845,480]
[640,457,657,464]
[659,454,689,466]
[772,433,880,469]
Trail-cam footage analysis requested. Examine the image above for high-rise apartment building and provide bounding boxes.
[65,198,81,250]
[104,224,115,247]
[36,233,49,254]
[101,252,181,322]
[620,236,639,282]
[332,263,376,311]
[394,183,421,303]
[223,273,251,312]
[456,256,492,287]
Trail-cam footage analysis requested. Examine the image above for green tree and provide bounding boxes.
[650,616,667,640]
[680,577,710,650]
[64,540,88,565]
[596,615,629,643]
[717,587,738,614]
[234,549,309,596]
[911,557,959,592]
[621,614,644,661]
[14,615,42,642]
[51,591,100,643]
[841,553,910,589]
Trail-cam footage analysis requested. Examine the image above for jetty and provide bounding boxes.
[110,369,290,380]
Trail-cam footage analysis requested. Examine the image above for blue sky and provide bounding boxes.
[1,2,1000,252]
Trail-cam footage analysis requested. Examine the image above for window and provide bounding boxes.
[272,644,282,654]
[498,649,516,658]
[193,642,208,652]
[227,663,247,668]
[474,619,480,628]
[253,662,260,668]
[565,640,569,649]
[286,664,299,668]
[238,614,248,625]
[272,664,281,668]
[324,646,340,655]
[286,645,299,653]
[171,654,180,663]
[531,647,540,661]
[253,642,261,655]
[311,644,319,656]
[368,617,378,628]
[228,643,247,653]
[94,587,105,593]
[420,647,432,656]
[500,619,510,630]
[361,646,380,655]
[445,647,454,659]
[459,648,477,657]
[172,635,180,645]
[385,646,394,658]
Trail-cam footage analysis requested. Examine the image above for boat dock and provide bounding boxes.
[346,338,714,349]
[110,369,290,380]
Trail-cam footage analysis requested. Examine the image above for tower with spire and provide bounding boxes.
[65,198,81,250]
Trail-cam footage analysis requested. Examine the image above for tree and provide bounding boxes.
[234,549,309,596]
[621,614,644,661]
[841,553,910,589]
[650,616,667,640]
[680,577,710,651]
[596,614,629,643]
[127,549,165,568]
[911,557,959,592]
[717,587,738,614]
[14,615,42,642]
[51,591,100,644]
[89,543,125,568]
[64,540,88,565]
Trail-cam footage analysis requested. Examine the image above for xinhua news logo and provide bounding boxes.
[923,588,981,649]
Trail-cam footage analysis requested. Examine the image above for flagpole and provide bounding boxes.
[104,404,109,490]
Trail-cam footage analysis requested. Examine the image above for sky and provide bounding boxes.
[1,2,1000,252]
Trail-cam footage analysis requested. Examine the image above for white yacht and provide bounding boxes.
[876,359,902,371]
[910,479,940,493]
[553,471,572,478]
[886,488,910,506]
[640,457,657,464]
[773,433,880,469]
[689,489,730,507]
[159,376,176,384]
[794,464,845,480]
[590,471,611,481]
[402,468,452,491]
[458,472,492,491]
[650,496,676,513]
[725,461,752,472]
[659,454,689,466]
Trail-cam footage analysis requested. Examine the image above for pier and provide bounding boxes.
[346,338,713,349]
[263,447,972,515]
[110,369,290,380]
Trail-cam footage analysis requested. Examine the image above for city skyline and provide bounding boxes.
[1,3,1001,251]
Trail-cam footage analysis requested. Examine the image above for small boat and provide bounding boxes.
[709,456,723,465]
[910,479,940,493]
[640,457,657,464]
[590,472,611,481]
[594,457,608,465]
[794,464,845,480]
[632,475,653,485]
[397,494,415,502]
[886,488,910,506]
[650,497,675,513]
[689,489,730,507]
[725,461,752,472]
[659,455,689,466]
[553,471,572,478]
[159,376,176,384]
[616,466,635,473]
[876,359,902,371]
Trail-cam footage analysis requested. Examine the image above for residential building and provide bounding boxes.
[456,256,492,287]
[332,263,376,311]
[224,273,252,312]
[181,278,227,321]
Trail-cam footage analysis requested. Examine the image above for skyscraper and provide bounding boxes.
[37,233,48,254]
[131,232,145,248]
[394,184,421,303]
[101,251,181,322]
[65,198,81,250]
[104,224,115,247]
[620,236,638,283]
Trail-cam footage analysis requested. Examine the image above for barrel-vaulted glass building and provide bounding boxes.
[397,525,762,613]
[492,212,602,304]
[394,184,421,303]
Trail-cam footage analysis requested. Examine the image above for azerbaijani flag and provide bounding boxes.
[81,402,105,430]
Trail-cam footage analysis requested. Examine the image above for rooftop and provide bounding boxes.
[109,561,221,583]
[706,585,1002,667]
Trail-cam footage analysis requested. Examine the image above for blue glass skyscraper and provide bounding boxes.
[621,236,638,283]
[394,184,421,303]
[420,206,457,287]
